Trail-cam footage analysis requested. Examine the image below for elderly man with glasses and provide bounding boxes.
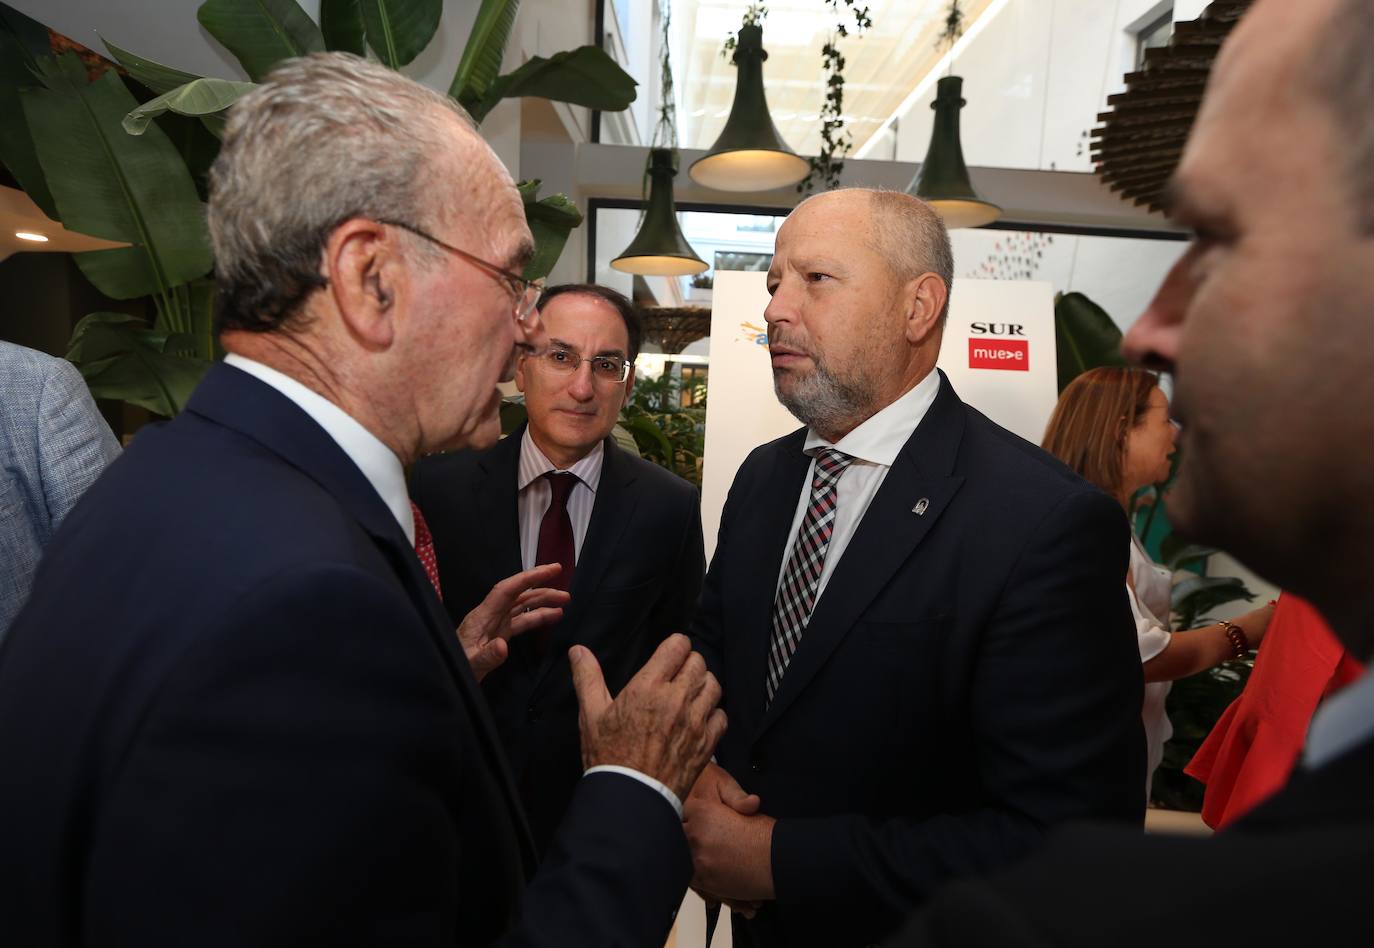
[412,282,706,858]
[0,53,724,947]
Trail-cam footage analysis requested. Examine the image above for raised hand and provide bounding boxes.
[570,633,726,802]
[457,563,569,682]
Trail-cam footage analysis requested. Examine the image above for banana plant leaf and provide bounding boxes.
[320,0,366,55]
[359,0,442,69]
[123,78,257,135]
[1172,575,1256,629]
[67,312,211,417]
[474,46,638,124]
[101,37,203,95]
[0,1,49,61]
[197,0,325,82]
[22,54,213,300]
[518,179,582,282]
[617,414,674,463]
[0,27,57,220]
[1054,290,1126,393]
[450,0,520,115]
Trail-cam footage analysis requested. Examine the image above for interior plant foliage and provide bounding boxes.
[720,1,871,196]
[0,0,637,416]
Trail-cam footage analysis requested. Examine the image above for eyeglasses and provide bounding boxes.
[379,219,543,323]
[539,346,633,383]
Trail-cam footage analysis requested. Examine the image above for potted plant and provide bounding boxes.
[0,0,637,418]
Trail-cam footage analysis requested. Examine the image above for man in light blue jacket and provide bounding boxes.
[1,340,119,639]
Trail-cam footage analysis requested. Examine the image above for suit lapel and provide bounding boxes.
[528,440,638,696]
[187,364,539,870]
[476,432,525,582]
[757,373,967,736]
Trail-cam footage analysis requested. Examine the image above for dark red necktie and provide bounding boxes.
[533,472,578,657]
[410,500,442,601]
[536,472,578,593]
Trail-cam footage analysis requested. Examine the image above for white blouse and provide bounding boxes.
[1128,535,1174,796]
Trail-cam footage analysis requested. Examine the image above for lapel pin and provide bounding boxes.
[912,498,930,516]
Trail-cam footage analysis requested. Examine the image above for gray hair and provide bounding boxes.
[866,189,955,324]
[1311,0,1374,234]
[208,52,480,333]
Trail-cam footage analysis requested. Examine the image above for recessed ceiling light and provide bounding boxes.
[15,231,49,242]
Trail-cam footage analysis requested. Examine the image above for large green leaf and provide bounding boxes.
[359,0,441,69]
[123,78,257,135]
[518,179,582,281]
[0,2,50,61]
[101,37,203,95]
[0,29,57,220]
[320,0,366,54]
[197,0,325,82]
[450,0,520,115]
[67,312,211,417]
[1054,290,1125,393]
[1172,575,1256,628]
[476,46,638,123]
[22,54,212,300]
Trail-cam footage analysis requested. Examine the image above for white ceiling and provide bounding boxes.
[671,0,997,157]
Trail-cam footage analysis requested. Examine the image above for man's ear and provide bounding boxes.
[324,218,401,351]
[904,272,947,346]
[514,351,529,393]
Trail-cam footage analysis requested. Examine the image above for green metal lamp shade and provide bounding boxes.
[611,149,709,277]
[689,24,809,192]
[908,76,1001,229]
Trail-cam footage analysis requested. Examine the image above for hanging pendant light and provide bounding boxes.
[908,76,1001,228]
[688,23,809,192]
[611,148,709,277]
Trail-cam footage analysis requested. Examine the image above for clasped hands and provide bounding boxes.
[683,761,776,916]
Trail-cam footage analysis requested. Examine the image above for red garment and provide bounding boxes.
[1185,593,1363,829]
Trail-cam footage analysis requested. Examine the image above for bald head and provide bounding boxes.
[792,189,954,323]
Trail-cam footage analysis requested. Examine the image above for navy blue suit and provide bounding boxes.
[692,372,1145,948]
[0,363,688,947]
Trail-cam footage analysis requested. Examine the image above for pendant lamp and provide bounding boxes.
[688,23,809,192]
[611,148,709,277]
[908,76,1001,228]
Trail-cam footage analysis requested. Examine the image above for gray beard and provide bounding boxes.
[773,362,875,436]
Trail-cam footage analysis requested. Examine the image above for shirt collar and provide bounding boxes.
[223,353,415,544]
[517,427,606,493]
[1304,665,1374,770]
[803,370,941,466]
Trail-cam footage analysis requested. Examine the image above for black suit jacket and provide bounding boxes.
[692,371,1145,948]
[890,734,1374,947]
[411,426,705,853]
[0,364,689,947]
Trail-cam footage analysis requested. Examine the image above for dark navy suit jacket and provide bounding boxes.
[0,363,688,947]
[692,372,1146,948]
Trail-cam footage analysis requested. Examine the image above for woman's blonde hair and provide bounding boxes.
[1041,366,1160,505]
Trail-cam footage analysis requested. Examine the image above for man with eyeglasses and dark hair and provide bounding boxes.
[412,282,707,856]
[0,54,724,947]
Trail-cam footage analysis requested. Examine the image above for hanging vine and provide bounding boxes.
[937,0,965,53]
[719,3,871,196]
[798,1,872,195]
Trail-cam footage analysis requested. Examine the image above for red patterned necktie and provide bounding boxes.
[410,500,442,601]
[766,447,854,706]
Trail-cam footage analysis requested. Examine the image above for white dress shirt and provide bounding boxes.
[1127,537,1174,794]
[775,370,941,605]
[1304,661,1374,770]
[517,429,604,570]
[222,356,683,816]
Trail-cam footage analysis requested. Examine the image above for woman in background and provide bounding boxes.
[1042,366,1276,796]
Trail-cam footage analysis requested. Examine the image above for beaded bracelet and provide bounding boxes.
[1219,619,1250,659]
